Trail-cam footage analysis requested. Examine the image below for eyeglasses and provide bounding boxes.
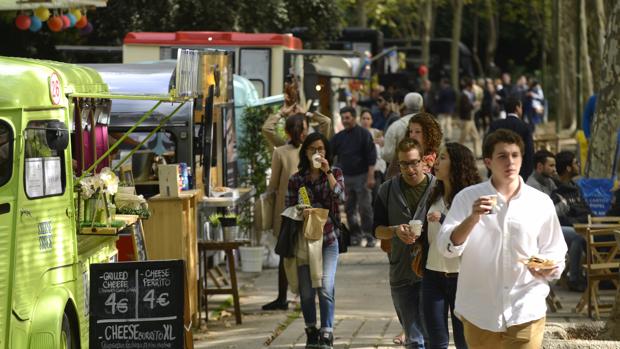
[399,159,422,169]
[307,146,325,153]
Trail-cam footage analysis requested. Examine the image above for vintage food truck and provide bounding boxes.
[0,54,198,348]
[0,56,114,348]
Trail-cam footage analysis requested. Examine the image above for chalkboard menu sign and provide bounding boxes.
[90,260,185,349]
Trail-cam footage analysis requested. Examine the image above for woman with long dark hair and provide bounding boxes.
[285,132,345,349]
[422,142,481,349]
[262,113,308,310]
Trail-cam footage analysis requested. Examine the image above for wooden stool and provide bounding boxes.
[198,240,249,325]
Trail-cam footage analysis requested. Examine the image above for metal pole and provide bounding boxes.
[112,102,186,171]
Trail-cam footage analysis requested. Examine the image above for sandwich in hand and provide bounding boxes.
[522,256,557,269]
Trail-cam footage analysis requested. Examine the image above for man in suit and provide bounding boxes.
[488,97,534,179]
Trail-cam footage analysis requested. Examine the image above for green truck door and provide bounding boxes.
[0,119,16,348]
[13,114,76,322]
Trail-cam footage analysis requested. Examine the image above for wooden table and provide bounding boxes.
[198,240,250,325]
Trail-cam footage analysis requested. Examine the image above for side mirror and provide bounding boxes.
[45,120,69,152]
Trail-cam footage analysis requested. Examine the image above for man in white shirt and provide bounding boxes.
[437,129,567,349]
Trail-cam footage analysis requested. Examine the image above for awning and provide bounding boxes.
[0,0,107,10]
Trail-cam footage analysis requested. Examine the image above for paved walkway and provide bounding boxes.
[193,246,598,349]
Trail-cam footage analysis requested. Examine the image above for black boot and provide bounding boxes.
[262,299,288,310]
[318,331,333,349]
[305,327,320,349]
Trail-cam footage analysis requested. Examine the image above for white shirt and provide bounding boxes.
[426,198,461,273]
[437,179,567,332]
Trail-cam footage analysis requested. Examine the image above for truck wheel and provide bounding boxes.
[61,312,78,349]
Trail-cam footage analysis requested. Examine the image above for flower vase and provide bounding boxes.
[107,203,116,226]
[83,197,97,223]
[92,195,107,225]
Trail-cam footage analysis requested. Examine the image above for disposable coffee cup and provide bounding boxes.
[312,153,322,169]
[409,219,423,237]
[487,195,498,214]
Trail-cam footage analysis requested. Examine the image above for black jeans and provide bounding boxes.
[421,269,467,349]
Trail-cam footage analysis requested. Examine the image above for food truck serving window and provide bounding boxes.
[0,121,12,187]
[23,120,67,199]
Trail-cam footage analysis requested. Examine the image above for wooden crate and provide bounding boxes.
[142,190,200,325]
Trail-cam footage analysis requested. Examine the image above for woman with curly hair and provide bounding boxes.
[385,112,443,179]
[420,142,481,349]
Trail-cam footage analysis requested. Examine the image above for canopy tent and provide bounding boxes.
[0,0,106,10]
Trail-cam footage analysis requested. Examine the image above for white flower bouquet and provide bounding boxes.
[79,167,120,225]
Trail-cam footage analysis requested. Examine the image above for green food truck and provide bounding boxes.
[0,55,196,348]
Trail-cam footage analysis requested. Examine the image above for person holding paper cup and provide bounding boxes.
[437,130,567,349]
[373,138,436,349]
[285,132,345,349]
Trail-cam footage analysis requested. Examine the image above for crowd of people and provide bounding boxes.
[257,73,597,349]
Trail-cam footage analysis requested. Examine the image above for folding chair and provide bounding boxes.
[584,224,620,319]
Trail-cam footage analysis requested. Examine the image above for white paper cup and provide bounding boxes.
[312,153,322,169]
[487,195,498,214]
[409,219,423,237]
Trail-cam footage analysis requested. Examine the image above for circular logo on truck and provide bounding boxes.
[49,73,61,105]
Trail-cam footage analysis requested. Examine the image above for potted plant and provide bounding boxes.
[219,213,239,242]
[206,213,223,241]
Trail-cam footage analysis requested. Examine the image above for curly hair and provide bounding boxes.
[408,112,443,156]
[428,142,482,207]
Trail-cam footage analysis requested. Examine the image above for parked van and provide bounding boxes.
[0,54,197,348]
[0,56,120,348]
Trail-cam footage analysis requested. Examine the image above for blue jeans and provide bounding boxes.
[422,270,467,349]
[344,173,374,239]
[391,280,425,349]
[562,226,586,282]
[298,240,339,331]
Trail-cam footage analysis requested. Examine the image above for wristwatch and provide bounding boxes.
[326,169,333,175]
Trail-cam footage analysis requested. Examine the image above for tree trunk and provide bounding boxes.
[421,0,433,77]
[587,0,606,91]
[451,0,464,90]
[555,0,577,131]
[484,0,497,75]
[586,1,620,180]
[355,0,367,27]
[471,10,485,77]
[579,0,594,104]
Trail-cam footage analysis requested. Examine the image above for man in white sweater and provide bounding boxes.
[437,129,567,349]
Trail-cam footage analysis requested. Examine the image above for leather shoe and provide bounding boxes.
[262,299,289,310]
[568,280,586,293]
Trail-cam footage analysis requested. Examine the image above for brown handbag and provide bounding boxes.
[380,239,392,253]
